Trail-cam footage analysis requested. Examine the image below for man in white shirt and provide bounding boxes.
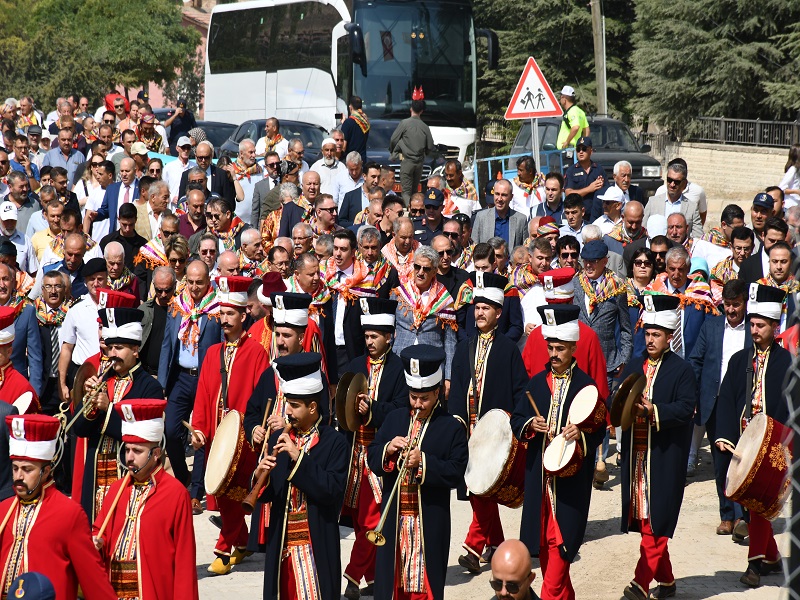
[146,180,170,236]
[654,157,708,224]
[163,136,196,205]
[333,151,365,207]
[509,155,544,218]
[230,138,263,224]
[0,201,38,275]
[255,117,289,158]
[310,138,344,196]
[593,186,624,235]
[285,138,310,176]
[83,161,116,243]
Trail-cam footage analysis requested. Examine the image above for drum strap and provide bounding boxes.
[220,344,230,413]
[744,346,756,423]
[468,337,478,425]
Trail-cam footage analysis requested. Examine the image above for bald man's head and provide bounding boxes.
[490,539,535,600]
[217,250,241,276]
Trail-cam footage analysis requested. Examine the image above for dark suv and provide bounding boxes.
[510,117,663,198]
[219,119,328,164]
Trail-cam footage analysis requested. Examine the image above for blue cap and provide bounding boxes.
[576,136,592,148]
[401,344,446,392]
[753,192,774,209]
[424,188,444,207]
[580,239,608,260]
[8,573,56,600]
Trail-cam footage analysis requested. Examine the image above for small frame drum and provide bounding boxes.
[464,409,526,508]
[205,410,258,502]
[543,433,584,478]
[12,392,37,415]
[567,385,605,432]
[726,413,793,521]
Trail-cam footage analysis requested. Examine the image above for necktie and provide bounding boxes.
[591,280,598,294]
[49,321,59,377]
[272,178,278,187]
[671,309,684,357]
[123,185,130,205]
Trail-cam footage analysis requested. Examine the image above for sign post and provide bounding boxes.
[504,57,562,172]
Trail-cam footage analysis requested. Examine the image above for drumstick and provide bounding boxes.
[0,497,18,537]
[525,391,542,419]
[97,473,131,539]
[181,420,196,435]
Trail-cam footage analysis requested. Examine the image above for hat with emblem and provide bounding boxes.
[537,304,580,342]
[97,288,139,309]
[271,292,312,327]
[469,271,507,308]
[359,297,398,332]
[257,272,287,307]
[0,305,16,345]
[6,414,61,462]
[99,307,144,345]
[401,344,446,392]
[540,267,576,303]
[274,352,324,399]
[577,136,593,148]
[747,283,786,321]
[8,573,56,600]
[216,276,252,308]
[752,192,775,210]
[115,399,167,443]
[641,292,681,331]
[424,187,444,207]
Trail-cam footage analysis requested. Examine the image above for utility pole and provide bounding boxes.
[591,0,607,116]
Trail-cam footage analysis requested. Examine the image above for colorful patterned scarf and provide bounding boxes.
[395,279,456,330]
[109,268,135,291]
[607,222,647,245]
[232,160,262,182]
[34,298,68,326]
[350,110,370,134]
[215,216,247,251]
[308,215,339,238]
[51,232,96,257]
[454,244,474,270]
[139,133,163,153]
[508,263,539,294]
[513,176,544,204]
[701,227,729,248]
[382,240,418,283]
[239,253,266,278]
[625,278,644,308]
[647,272,720,315]
[266,134,284,152]
[711,256,737,284]
[286,275,332,307]
[322,257,376,300]
[134,236,167,270]
[168,287,220,353]
[448,179,478,201]
[366,256,392,290]
[758,274,799,323]
[577,269,627,313]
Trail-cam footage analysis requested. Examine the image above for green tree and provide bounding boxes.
[163,51,205,114]
[764,23,800,117]
[631,0,799,133]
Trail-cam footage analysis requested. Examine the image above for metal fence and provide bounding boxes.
[686,117,800,148]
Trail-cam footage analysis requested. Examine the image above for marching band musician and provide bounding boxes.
[190,275,270,575]
[715,283,791,588]
[0,305,38,413]
[243,291,332,554]
[74,291,164,522]
[342,297,408,599]
[367,345,468,600]
[253,352,349,600]
[0,414,116,600]
[247,271,287,359]
[449,272,528,574]
[511,304,605,600]
[616,293,697,600]
[92,399,199,599]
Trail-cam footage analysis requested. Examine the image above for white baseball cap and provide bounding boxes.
[560,85,576,97]
[176,136,192,148]
[598,186,625,203]
[0,201,18,221]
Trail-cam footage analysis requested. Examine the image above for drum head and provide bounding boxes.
[465,410,514,495]
[204,410,242,495]
[12,392,33,415]
[725,413,769,497]
[611,373,640,428]
[335,372,355,432]
[568,385,600,424]
[542,434,576,472]
[345,373,368,432]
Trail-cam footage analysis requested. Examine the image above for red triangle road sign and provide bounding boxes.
[504,57,563,120]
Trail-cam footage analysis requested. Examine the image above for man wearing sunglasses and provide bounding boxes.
[643,162,703,239]
[563,136,608,222]
[177,141,235,207]
[489,539,541,599]
[433,234,468,299]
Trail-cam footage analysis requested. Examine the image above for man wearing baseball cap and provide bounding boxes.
[0,413,116,599]
[163,135,196,203]
[163,99,197,151]
[557,85,590,151]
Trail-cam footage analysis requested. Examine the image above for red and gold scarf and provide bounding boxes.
[168,287,220,353]
[350,110,370,134]
[394,279,456,330]
[215,216,247,251]
[232,160,262,182]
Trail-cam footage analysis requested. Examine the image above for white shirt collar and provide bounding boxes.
[725,319,746,331]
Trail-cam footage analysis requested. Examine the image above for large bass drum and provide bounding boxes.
[204,410,258,502]
[726,413,792,521]
[464,409,526,509]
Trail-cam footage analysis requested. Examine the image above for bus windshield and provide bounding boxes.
[353,0,476,128]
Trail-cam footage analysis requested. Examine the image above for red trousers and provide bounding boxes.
[539,498,574,600]
[343,472,381,585]
[749,513,780,562]
[215,494,249,555]
[463,494,505,557]
[632,519,674,594]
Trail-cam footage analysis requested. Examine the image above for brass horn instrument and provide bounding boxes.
[59,360,116,435]
[366,409,424,546]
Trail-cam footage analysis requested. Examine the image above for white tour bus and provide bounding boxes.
[204,0,498,161]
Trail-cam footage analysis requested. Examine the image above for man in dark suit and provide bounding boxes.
[339,162,381,228]
[89,157,139,232]
[433,234,469,299]
[35,270,71,413]
[1,263,44,396]
[738,216,789,285]
[157,260,222,487]
[177,141,235,206]
[688,279,751,535]
[472,179,527,249]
